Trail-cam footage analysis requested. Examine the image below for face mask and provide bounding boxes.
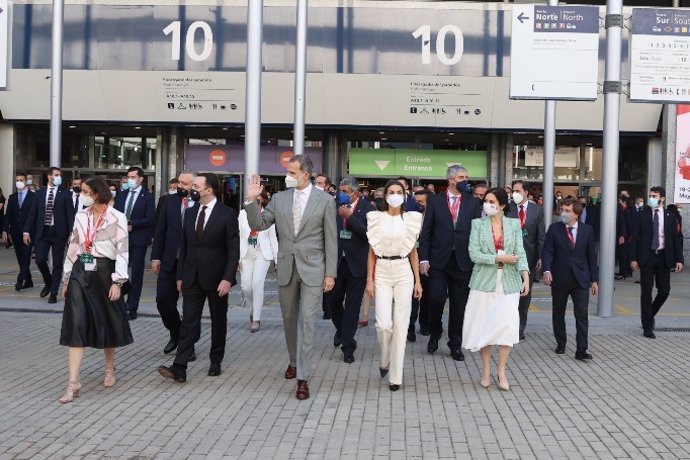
[177,187,189,198]
[453,180,471,193]
[79,194,94,207]
[168,190,177,195]
[26,179,33,185]
[315,185,325,192]
[483,203,500,216]
[285,175,299,189]
[127,178,138,190]
[417,204,426,213]
[512,192,525,205]
[635,203,643,209]
[560,212,572,224]
[556,195,562,200]
[648,197,660,208]
[189,189,201,202]
[121,182,130,191]
[73,186,82,194]
[52,176,62,187]
[338,191,352,204]
[16,181,25,190]
[110,190,117,198]
[386,194,405,208]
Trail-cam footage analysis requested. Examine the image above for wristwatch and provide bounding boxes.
[113,280,125,287]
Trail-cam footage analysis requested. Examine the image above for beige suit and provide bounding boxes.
[246,186,337,380]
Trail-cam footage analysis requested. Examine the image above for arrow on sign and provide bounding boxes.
[517,12,530,24]
[374,160,391,171]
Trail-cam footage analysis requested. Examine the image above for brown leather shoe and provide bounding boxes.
[284,365,297,380]
[296,380,310,400]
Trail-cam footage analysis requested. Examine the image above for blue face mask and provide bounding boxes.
[52,176,62,187]
[452,180,471,193]
[127,178,138,190]
[121,182,130,191]
[338,191,352,205]
[648,197,660,208]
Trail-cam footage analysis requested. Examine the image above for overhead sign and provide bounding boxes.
[184,145,322,174]
[0,0,8,88]
[348,148,487,178]
[630,8,690,103]
[510,4,600,101]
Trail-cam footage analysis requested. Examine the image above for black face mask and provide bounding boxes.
[72,187,81,194]
[417,204,426,213]
[177,187,189,198]
[189,189,201,202]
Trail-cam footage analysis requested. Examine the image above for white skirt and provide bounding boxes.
[462,270,520,352]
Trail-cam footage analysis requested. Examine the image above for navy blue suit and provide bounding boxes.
[418,191,482,351]
[3,190,35,286]
[24,186,76,296]
[115,187,156,313]
[151,193,190,339]
[542,221,598,352]
[327,197,375,355]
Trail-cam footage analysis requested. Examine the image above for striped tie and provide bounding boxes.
[44,188,55,226]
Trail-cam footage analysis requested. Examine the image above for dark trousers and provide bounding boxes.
[552,270,590,351]
[518,276,535,335]
[126,245,147,312]
[11,234,32,284]
[173,282,228,368]
[617,241,632,277]
[428,252,471,351]
[410,275,430,330]
[329,258,366,354]
[34,228,66,295]
[156,264,182,339]
[639,251,671,331]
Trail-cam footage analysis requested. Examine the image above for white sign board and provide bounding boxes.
[630,8,690,104]
[523,147,579,167]
[510,5,600,101]
[0,0,8,89]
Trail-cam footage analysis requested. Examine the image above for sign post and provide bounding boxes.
[244,0,263,196]
[50,0,64,167]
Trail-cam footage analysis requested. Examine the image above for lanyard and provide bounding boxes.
[85,206,107,254]
[447,193,461,222]
[181,197,188,209]
[565,224,576,247]
[518,205,526,229]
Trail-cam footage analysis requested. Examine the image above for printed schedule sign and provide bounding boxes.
[630,8,690,103]
[510,4,600,101]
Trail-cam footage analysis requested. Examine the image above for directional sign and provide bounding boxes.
[510,4,600,101]
[0,0,7,89]
[348,149,488,178]
[630,8,690,104]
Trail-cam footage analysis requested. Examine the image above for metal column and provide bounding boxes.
[244,0,263,195]
[49,0,64,167]
[293,0,308,157]
[541,0,559,229]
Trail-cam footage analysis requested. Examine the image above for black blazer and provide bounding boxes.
[418,191,482,272]
[114,187,156,247]
[336,198,375,278]
[581,204,600,241]
[629,207,684,269]
[542,222,599,289]
[24,187,75,240]
[3,190,36,238]
[176,201,240,291]
[507,201,545,271]
[151,193,190,270]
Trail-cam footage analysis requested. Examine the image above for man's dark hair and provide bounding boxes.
[127,166,144,178]
[15,172,27,180]
[46,166,61,179]
[414,189,431,197]
[315,173,331,187]
[289,155,314,175]
[511,180,531,191]
[650,186,666,199]
[83,176,113,205]
[198,173,220,198]
[396,176,409,187]
[169,178,179,185]
[561,197,583,217]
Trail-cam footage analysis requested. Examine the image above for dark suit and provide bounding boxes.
[114,187,156,313]
[327,197,375,355]
[507,201,545,335]
[629,206,684,332]
[580,204,600,241]
[24,186,76,295]
[542,221,598,352]
[418,191,482,352]
[151,193,192,339]
[3,190,35,285]
[173,200,240,368]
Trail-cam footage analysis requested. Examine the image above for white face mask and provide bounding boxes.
[315,185,325,191]
[483,202,500,216]
[386,194,405,208]
[512,191,525,205]
[16,181,26,190]
[285,175,300,189]
[110,190,117,198]
[79,194,94,207]
[560,212,572,224]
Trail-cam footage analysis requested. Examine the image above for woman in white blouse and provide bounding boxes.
[365,180,423,391]
[59,177,133,403]
[239,191,278,332]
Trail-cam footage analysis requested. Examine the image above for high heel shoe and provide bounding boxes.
[480,377,491,388]
[250,321,260,333]
[496,373,510,391]
[59,381,81,403]
[103,368,116,388]
[379,367,389,378]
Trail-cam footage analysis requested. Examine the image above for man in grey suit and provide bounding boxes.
[507,180,545,340]
[245,155,338,400]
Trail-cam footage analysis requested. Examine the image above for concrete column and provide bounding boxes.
[662,104,676,190]
[323,131,346,181]
[647,137,663,191]
[489,133,501,187]
[504,134,515,187]
[0,124,15,199]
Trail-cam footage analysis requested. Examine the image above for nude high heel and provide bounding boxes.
[59,381,82,403]
[103,368,116,388]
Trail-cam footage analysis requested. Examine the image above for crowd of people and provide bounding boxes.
[0,156,684,403]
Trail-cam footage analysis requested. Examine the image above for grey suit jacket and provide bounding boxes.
[507,201,545,272]
[245,187,338,287]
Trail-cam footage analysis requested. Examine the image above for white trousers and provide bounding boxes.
[374,258,414,386]
[241,244,272,321]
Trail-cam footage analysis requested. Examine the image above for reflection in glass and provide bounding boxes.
[95,136,155,169]
[513,145,581,181]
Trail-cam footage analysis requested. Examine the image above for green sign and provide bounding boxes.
[348,148,488,178]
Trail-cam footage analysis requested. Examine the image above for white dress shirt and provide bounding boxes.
[293,183,313,221]
[654,207,665,250]
[44,186,58,225]
[195,197,217,231]
[125,185,143,213]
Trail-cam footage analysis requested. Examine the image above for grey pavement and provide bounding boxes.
[1,246,690,459]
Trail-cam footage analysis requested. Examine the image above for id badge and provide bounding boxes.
[339,230,352,240]
[80,253,97,271]
[497,249,506,256]
[248,237,258,247]
[522,228,528,238]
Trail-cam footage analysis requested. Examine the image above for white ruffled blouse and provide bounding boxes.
[366,211,423,258]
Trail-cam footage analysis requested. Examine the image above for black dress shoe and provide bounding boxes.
[14,282,21,291]
[323,310,332,320]
[343,353,355,364]
[389,384,400,391]
[128,311,137,320]
[208,363,221,376]
[555,345,565,354]
[22,281,34,289]
[450,350,465,361]
[407,328,416,342]
[48,294,57,304]
[40,286,50,298]
[519,332,526,341]
[419,326,430,336]
[333,333,342,347]
[427,337,439,354]
[575,351,593,360]
[643,330,656,339]
[163,339,178,354]
[188,351,197,362]
[157,365,186,382]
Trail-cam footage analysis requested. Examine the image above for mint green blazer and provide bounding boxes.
[468,216,529,294]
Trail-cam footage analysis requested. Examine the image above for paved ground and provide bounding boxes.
[1,247,690,459]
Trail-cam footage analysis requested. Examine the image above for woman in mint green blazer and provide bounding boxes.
[462,187,529,391]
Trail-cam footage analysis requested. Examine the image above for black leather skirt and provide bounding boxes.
[60,258,134,349]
